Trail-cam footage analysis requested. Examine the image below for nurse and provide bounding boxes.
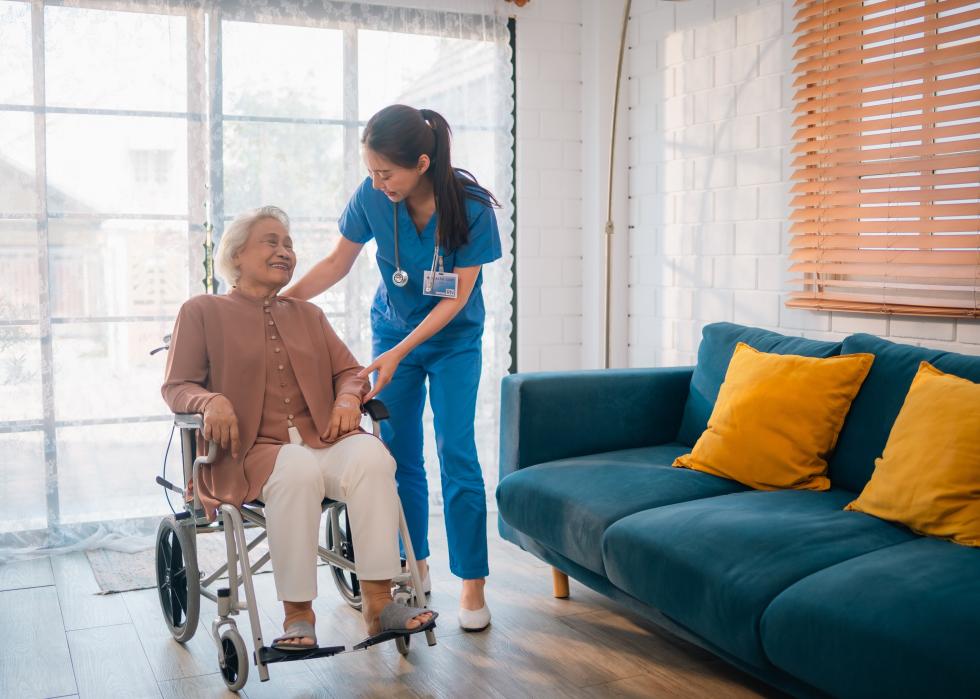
[285,104,501,631]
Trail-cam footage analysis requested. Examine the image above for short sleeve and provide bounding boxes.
[453,202,502,268]
[338,177,375,244]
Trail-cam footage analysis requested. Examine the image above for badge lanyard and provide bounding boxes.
[391,200,458,298]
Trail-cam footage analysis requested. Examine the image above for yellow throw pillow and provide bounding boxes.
[845,362,980,547]
[674,342,874,490]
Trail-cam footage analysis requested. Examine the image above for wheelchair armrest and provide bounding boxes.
[362,399,389,421]
[174,413,204,430]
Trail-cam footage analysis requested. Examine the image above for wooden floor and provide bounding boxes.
[0,517,783,699]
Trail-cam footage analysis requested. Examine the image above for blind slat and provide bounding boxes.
[791,233,980,248]
[792,188,980,206]
[791,277,979,291]
[792,116,980,154]
[793,103,980,144]
[791,169,980,194]
[790,219,980,234]
[791,202,980,220]
[789,261,979,279]
[789,248,980,264]
[791,137,980,167]
[791,151,980,180]
[787,297,980,317]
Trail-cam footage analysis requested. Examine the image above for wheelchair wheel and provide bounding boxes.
[219,627,248,692]
[392,587,412,656]
[155,515,200,643]
[324,503,362,610]
[396,633,410,656]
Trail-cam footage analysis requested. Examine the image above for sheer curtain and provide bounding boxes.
[0,0,514,555]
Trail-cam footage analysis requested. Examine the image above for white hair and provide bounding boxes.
[214,205,291,288]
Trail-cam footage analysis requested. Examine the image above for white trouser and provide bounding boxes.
[261,427,401,601]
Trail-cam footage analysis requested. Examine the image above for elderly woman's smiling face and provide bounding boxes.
[233,216,296,291]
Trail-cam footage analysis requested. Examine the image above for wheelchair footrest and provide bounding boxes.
[351,621,437,651]
[256,644,346,665]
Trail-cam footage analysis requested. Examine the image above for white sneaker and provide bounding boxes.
[458,604,491,632]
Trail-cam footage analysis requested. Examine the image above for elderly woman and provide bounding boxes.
[161,205,435,651]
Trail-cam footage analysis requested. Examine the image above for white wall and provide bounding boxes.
[510,0,586,372]
[622,0,980,364]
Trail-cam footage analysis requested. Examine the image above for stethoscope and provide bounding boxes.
[392,201,409,287]
[391,201,444,288]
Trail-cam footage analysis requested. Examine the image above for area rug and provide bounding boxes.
[87,530,285,594]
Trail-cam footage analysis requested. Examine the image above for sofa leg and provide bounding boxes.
[552,568,570,599]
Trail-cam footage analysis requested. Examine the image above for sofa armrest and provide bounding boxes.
[499,366,694,480]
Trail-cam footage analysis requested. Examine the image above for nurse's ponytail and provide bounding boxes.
[363,104,500,252]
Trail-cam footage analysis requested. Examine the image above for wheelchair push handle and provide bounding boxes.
[361,399,389,422]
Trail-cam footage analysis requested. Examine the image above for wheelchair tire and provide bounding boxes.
[396,633,410,656]
[155,515,200,643]
[219,627,249,692]
[324,503,362,610]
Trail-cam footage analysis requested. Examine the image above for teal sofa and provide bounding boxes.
[496,322,980,699]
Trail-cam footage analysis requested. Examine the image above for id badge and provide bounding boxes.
[423,270,459,298]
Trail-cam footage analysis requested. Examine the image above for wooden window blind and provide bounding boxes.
[789,0,980,317]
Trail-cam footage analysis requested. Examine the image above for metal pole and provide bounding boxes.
[604,0,631,369]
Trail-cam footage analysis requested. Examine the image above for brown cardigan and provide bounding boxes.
[161,289,369,516]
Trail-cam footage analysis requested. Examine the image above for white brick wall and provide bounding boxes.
[626,0,980,364]
[512,0,584,371]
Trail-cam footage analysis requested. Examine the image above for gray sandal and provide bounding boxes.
[271,620,317,651]
[353,602,438,650]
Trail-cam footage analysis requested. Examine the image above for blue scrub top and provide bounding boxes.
[339,175,503,341]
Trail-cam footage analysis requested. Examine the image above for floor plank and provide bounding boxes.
[0,586,77,699]
[561,611,781,698]
[159,673,241,699]
[124,587,227,682]
[52,551,131,630]
[0,556,54,591]
[67,624,162,699]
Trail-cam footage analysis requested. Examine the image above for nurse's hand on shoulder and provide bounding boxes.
[203,395,241,459]
[358,349,404,402]
[326,393,362,441]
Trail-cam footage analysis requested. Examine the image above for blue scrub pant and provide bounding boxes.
[372,331,489,580]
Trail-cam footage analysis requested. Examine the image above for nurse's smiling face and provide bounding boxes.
[363,147,430,203]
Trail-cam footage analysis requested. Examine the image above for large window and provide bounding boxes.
[789,0,980,316]
[0,0,514,538]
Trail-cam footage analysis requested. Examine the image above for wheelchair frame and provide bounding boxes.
[154,401,435,691]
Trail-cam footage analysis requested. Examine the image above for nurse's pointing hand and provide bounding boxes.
[358,349,405,402]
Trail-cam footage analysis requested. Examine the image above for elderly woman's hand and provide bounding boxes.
[203,395,241,459]
[326,393,362,441]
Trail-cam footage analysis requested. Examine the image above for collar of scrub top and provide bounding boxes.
[391,200,443,288]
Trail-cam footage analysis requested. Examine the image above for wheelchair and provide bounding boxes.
[153,386,435,692]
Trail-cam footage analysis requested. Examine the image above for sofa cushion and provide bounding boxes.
[828,333,980,493]
[761,537,980,699]
[601,490,916,669]
[495,444,747,576]
[676,323,843,447]
[675,342,873,491]
[845,362,980,547]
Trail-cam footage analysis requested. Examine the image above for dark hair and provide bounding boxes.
[362,104,500,252]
